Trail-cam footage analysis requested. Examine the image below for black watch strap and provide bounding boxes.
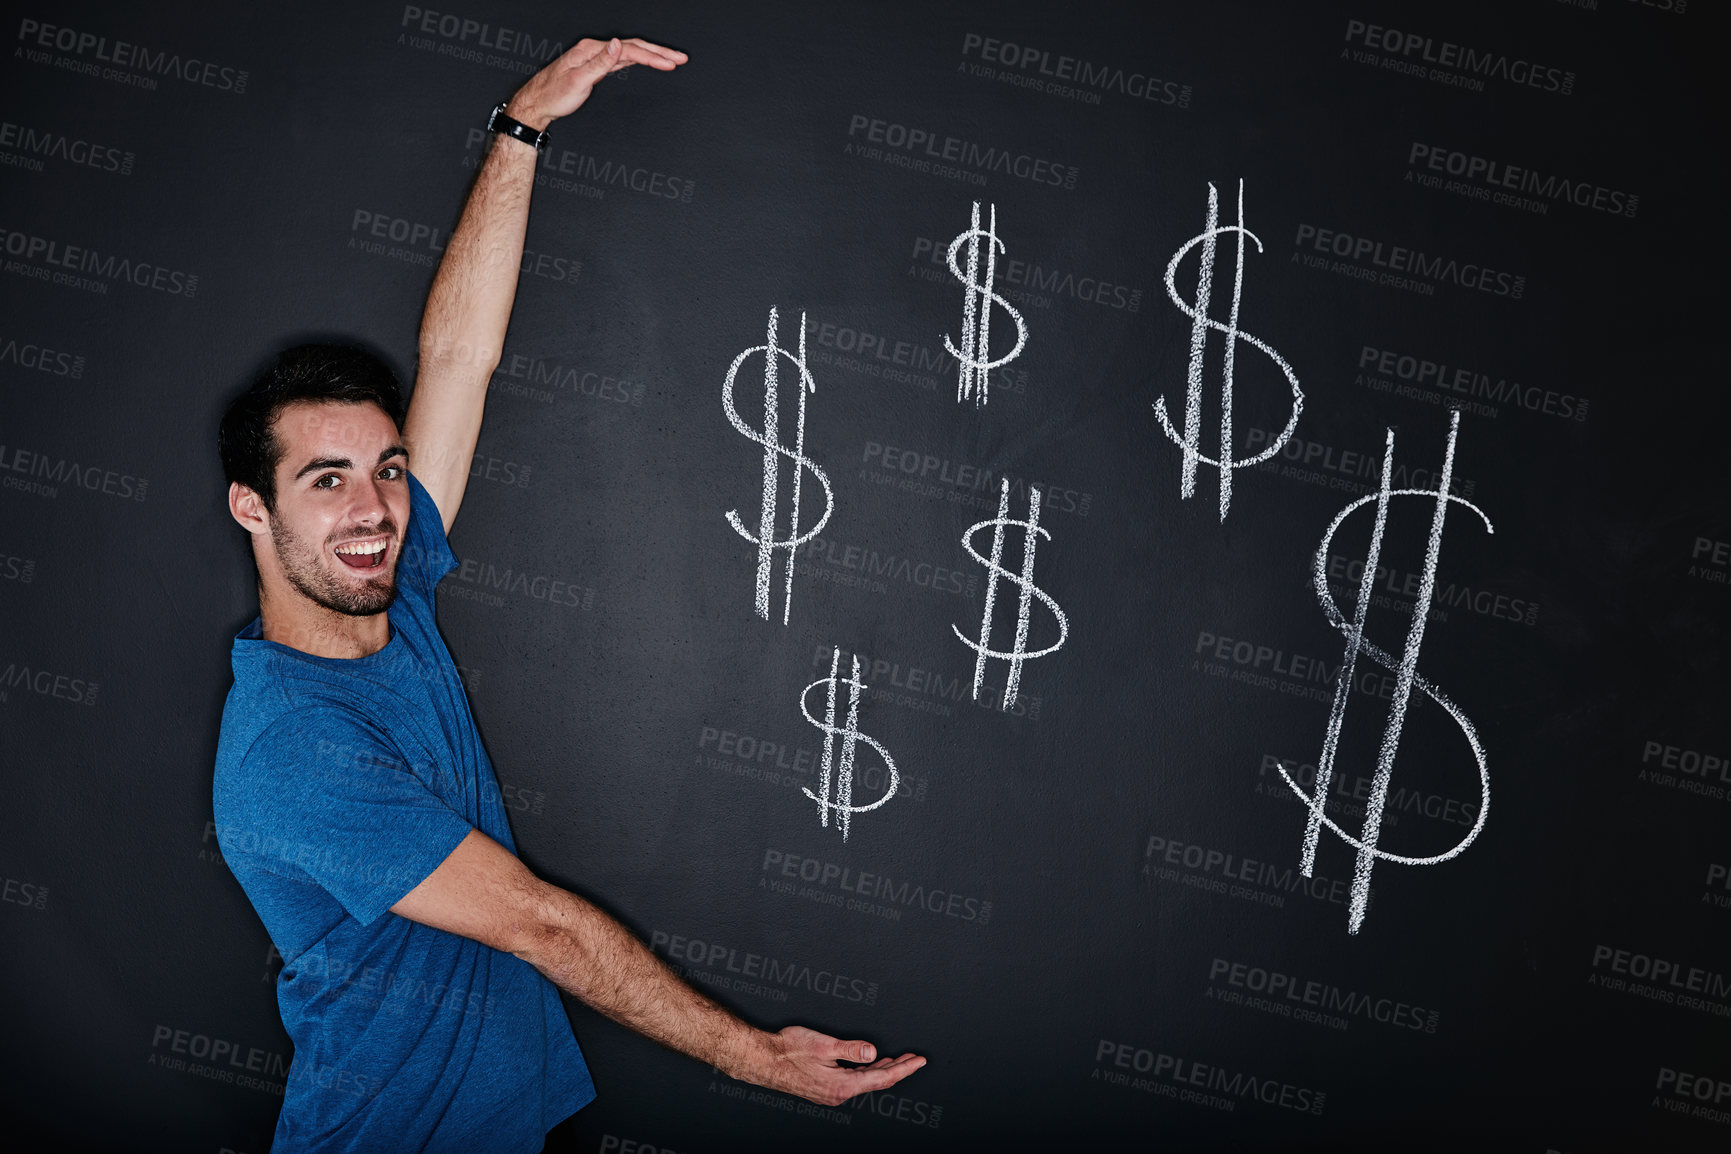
[487,102,548,152]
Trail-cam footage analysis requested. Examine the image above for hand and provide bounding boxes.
[507,37,687,129]
[753,1026,928,1107]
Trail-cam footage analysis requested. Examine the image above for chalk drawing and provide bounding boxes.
[722,307,835,624]
[942,201,1028,406]
[1154,180,1303,521]
[953,478,1069,710]
[800,647,900,841]
[1280,411,1492,934]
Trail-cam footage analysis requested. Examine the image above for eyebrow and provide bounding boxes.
[294,444,409,481]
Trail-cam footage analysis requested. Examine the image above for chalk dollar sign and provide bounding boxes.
[722,307,835,625]
[953,478,1069,710]
[943,201,1028,406]
[800,648,900,841]
[1280,411,1493,935]
[1154,180,1303,521]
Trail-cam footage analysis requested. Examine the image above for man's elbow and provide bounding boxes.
[500,881,573,966]
[499,882,612,1003]
[505,920,561,967]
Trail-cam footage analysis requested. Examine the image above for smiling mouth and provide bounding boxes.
[333,540,389,570]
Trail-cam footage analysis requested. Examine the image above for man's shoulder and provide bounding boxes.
[227,674,395,746]
[214,688,406,824]
[398,470,459,597]
[217,679,391,780]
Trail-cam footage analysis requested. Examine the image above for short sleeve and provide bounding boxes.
[223,708,474,926]
[396,472,459,604]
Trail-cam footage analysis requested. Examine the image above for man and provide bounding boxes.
[213,36,924,1152]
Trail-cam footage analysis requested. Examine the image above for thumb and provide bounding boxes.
[574,37,622,83]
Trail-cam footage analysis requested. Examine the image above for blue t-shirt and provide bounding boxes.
[214,472,594,1153]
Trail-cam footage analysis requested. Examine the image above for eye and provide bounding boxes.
[378,464,405,480]
[313,473,341,489]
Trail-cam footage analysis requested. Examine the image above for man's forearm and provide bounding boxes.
[418,127,536,380]
[514,880,774,1082]
[391,827,920,1106]
[402,124,540,524]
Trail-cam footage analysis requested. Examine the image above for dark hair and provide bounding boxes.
[218,343,406,510]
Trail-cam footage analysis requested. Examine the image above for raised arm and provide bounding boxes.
[391,830,927,1105]
[403,36,687,532]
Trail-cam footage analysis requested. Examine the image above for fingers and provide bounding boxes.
[618,38,688,69]
[571,37,685,72]
[813,1053,926,1105]
[850,1053,927,1091]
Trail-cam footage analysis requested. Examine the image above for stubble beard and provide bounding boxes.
[270,514,398,617]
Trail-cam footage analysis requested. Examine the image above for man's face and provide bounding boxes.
[263,400,411,617]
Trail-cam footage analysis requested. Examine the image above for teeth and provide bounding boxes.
[335,541,386,556]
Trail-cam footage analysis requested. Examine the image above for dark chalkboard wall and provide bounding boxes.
[2,1,1726,1151]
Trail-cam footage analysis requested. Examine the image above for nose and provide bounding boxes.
[346,472,391,527]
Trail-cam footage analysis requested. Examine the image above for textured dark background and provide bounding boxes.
[2,1,1725,1151]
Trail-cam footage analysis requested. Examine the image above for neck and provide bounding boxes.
[257,583,391,659]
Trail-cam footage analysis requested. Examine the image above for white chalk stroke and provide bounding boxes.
[1280,411,1493,934]
[800,647,900,841]
[1154,180,1303,521]
[722,307,835,624]
[942,201,1028,406]
[953,478,1069,710]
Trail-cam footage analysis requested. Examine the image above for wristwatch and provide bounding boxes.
[487,102,548,152]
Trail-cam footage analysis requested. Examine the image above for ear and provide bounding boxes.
[228,482,270,537]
